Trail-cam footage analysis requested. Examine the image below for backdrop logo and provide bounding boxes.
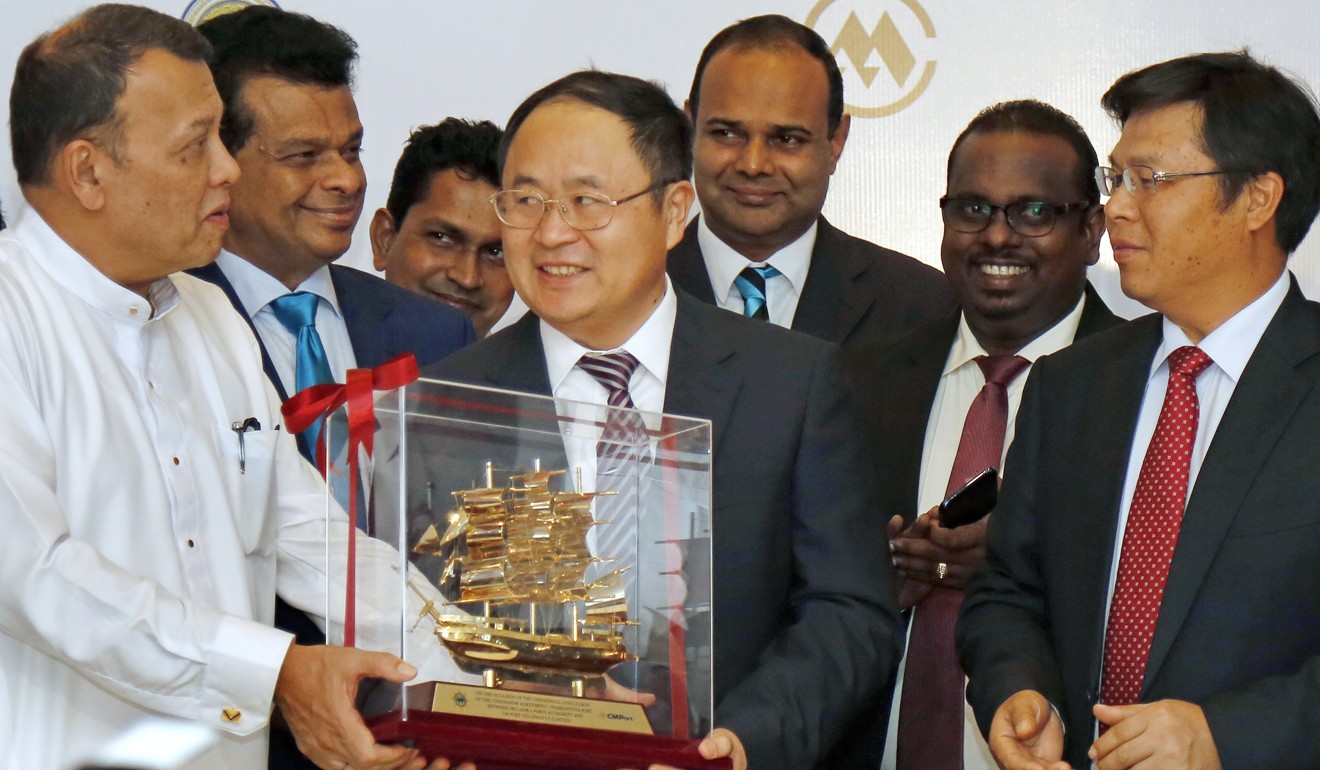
[182,0,279,25]
[806,0,937,118]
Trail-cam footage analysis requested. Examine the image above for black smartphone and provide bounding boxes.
[938,467,999,529]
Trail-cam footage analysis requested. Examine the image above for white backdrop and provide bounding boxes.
[4,0,1319,319]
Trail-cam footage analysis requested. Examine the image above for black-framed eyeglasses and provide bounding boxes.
[1094,165,1243,198]
[490,179,679,231]
[939,197,1090,237]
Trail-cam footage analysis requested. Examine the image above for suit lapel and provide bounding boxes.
[666,219,718,304]
[476,312,554,394]
[1144,283,1320,689]
[663,294,739,453]
[888,317,959,520]
[1076,282,1123,340]
[1060,316,1163,692]
[333,265,411,370]
[792,219,858,344]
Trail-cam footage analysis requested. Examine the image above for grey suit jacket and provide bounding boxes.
[425,292,901,770]
[667,215,956,346]
[958,279,1320,769]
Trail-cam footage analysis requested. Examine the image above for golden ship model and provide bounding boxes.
[409,464,637,696]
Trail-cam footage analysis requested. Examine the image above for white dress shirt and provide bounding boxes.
[0,212,454,769]
[1103,270,1289,626]
[697,215,815,329]
[882,294,1088,770]
[214,250,357,392]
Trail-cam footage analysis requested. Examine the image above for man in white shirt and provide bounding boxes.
[427,70,899,770]
[667,14,955,345]
[847,100,1120,770]
[0,7,451,769]
[959,52,1320,770]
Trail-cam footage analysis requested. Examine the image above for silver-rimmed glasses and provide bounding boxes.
[490,179,679,231]
[1095,165,1242,198]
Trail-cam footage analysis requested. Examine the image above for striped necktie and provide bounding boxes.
[734,264,781,320]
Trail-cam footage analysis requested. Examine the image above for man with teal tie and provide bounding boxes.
[188,6,472,464]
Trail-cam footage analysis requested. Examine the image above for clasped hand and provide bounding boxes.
[887,505,989,608]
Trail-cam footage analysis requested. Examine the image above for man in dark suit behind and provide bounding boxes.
[668,15,954,345]
[958,52,1320,770]
[188,9,470,768]
[847,100,1120,770]
[426,70,899,770]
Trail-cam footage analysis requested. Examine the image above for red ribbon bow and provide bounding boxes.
[280,353,421,646]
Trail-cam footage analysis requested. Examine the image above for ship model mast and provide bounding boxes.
[411,462,636,696]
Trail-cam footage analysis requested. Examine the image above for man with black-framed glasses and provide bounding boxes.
[960,51,1320,770]
[846,99,1120,770]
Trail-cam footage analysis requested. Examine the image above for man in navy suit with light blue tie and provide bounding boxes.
[187,9,470,769]
[188,7,471,462]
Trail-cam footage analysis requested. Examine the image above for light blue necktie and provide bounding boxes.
[269,292,335,456]
[733,264,782,320]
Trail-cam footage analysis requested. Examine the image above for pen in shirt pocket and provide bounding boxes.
[231,417,261,474]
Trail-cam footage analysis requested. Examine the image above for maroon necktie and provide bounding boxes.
[897,354,1030,770]
[1100,346,1213,707]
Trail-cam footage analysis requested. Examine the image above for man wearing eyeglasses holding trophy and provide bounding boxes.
[427,69,899,770]
[846,99,1121,770]
[958,52,1320,770]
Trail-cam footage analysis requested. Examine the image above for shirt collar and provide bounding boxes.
[943,292,1088,376]
[696,214,816,299]
[216,249,342,319]
[15,208,178,323]
[1152,269,1290,383]
[542,274,677,393]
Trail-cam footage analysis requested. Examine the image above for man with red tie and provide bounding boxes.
[958,52,1320,770]
[846,99,1119,770]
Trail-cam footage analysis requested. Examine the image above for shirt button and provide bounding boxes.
[129,306,139,316]
[187,539,195,548]
[172,457,181,466]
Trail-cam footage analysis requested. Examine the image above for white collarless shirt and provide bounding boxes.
[883,294,1088,770]
[214,250,357,394]
[697,215,815,329]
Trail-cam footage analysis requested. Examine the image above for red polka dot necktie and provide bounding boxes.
[1101,345,1213,707]
[897,354,1030,770]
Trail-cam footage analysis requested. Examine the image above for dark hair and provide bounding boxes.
[948,99,1100,205]
[1102,50,1320,254]
[196,6,358,153]
[500,70,692,203]
[10,4,211,186]
[688,14,844,137]
[386,118,502,224]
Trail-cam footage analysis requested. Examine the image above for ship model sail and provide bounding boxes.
[411,466,636,690]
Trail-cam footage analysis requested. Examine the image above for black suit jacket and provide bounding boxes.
[848,282,1121,527]
[958,279,1320,769]
[667,216,956,346]
[425,293,901,770]
[837,283,1119,766]
[190,261,474,457]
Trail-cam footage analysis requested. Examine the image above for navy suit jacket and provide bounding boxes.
[959,279,1320,769]
[667,216,956,346]
[190,261,474,457]
[425,292,901,770]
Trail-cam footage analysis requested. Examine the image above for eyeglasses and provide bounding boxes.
[1095,165,1241,198]
[939,197,1090,238]
[490,179,678,231]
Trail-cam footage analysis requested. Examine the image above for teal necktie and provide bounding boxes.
[269,292,335,456]
[733,264,781,320]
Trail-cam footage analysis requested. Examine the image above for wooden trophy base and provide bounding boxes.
[368,710,731,770]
